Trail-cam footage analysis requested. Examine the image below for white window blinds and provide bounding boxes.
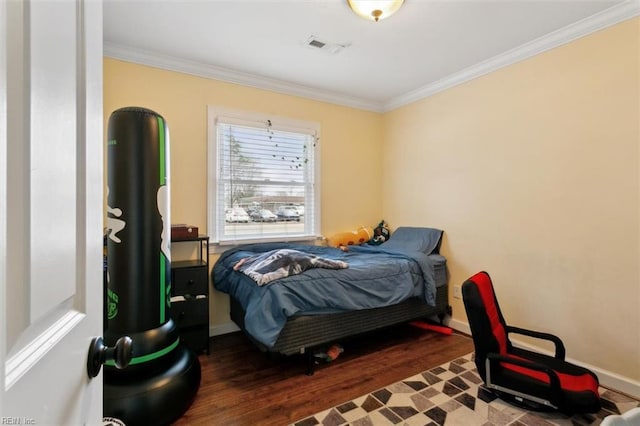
[208,108,320,244]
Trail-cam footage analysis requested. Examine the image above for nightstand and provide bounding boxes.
[171,235,210,354]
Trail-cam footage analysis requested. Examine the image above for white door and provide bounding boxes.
[0,0,104,424]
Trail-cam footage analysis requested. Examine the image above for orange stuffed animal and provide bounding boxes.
[327,226,373,249]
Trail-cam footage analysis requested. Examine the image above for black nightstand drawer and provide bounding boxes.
[173,267,208,296]
[171,235,210,355]
[172,298,208,328]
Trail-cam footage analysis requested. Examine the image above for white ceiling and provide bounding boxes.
[103,0,637,112]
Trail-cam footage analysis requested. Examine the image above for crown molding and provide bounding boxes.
[104,0,639,115]
[103,43,385,113]
[383,0,640,112]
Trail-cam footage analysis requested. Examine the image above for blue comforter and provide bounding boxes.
[213,228,443,348]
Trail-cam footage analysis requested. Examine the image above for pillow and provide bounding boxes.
[382,227,443,255]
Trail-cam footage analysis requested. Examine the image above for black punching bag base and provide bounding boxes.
[104,344,201,426]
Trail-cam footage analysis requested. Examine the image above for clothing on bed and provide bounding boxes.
[213,227,445,349]
[233,248,348,285]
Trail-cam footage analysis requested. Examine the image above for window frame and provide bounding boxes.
[207,106,321,248]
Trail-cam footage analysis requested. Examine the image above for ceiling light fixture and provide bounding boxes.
[347,0,405,22]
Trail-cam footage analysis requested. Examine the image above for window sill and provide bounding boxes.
[208,236,326,255]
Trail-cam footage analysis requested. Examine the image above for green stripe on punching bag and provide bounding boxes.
[157,115,170,324]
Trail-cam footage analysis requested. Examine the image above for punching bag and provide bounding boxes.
[104,107,200,426]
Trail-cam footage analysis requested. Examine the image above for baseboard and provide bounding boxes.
[210,321,240,337]
[448,319,640,399]
[447,318,471,335]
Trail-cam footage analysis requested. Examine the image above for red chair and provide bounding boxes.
[462,271,601,414]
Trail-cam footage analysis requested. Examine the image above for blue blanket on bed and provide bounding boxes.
[212,227,444,348]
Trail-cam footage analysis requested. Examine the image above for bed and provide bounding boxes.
[212,227,450,372]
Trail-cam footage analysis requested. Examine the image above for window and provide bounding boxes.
[208,107,320,245]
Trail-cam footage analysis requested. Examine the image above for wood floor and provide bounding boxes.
[173,324,474,426]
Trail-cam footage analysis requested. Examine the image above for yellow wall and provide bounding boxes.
[383,18,639,381]
[103,59,384,330]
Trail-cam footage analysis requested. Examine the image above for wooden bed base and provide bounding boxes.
[230,285,451,373]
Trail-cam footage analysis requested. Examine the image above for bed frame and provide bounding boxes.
[229,284,451,374]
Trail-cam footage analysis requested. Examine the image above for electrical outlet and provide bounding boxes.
[453,285,462,299]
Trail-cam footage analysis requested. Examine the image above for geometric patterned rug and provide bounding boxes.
[291,353,640,426]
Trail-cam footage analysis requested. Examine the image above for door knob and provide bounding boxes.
[87,336,133,378]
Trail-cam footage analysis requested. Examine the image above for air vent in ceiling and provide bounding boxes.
[303,35,350,55]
